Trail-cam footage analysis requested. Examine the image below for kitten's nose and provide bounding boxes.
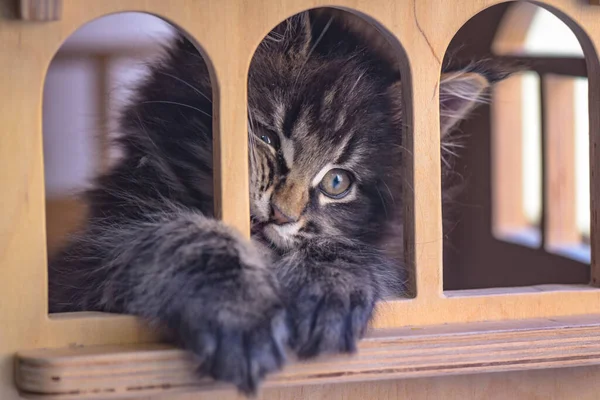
[271,204,295,225]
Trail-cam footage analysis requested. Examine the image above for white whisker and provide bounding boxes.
[140,101,211,118]
[156,71,212,103]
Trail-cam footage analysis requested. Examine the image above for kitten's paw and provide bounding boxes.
[276,240,400,360]
[181,303,288,394]
[164,226,288,394]
[287,278,376,359]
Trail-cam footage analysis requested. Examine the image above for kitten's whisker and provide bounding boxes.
[441,156,451,169]
[306,16,333,62]
[393,144,413,156]
[442,141,466,149]
[248,111,259,169]
[264,31,285,43]
[180,49,207,62]
[441,146,460,158]
[135,112,160,152]
[293,16,333,89]
[381,181,395,205]
[349,71,366,95]
[375,186,388,218]
[140,101,211,118]
[401,176,414,196]
[156,71,212,104]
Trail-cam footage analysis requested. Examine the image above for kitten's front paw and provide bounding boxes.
[180,300,288,394]
[165,232,288,394]
[286,273,377,359]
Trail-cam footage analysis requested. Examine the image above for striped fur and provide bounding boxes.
[49,9,499,394]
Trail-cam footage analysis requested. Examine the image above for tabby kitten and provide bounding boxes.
[49,9,497,394]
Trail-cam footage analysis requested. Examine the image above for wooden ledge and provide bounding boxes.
[16,315,600,399]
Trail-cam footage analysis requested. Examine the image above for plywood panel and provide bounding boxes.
[544,75,579,247]
[16,315,600,398]
[491,74,526,235]
[1,0,600,398]
[154,367,600,400]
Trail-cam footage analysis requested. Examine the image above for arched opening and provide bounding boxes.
[247,8,414,297]
[441,2,591,290]
[44,13,215,312]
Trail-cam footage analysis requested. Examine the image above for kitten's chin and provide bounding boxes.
[262,223,298,251]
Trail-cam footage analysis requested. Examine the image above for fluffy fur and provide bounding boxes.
[49,9,498,394]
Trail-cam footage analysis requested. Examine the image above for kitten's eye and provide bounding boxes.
[319,169,353,198]
[259,131,278,147]
[260,133,272,145]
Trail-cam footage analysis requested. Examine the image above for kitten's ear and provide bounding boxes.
[268,12,312,59]
[439,72,490,137]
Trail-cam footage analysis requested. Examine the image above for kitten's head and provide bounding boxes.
[247,10,492,252]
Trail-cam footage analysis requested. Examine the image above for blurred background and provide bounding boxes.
[44,13,174,255]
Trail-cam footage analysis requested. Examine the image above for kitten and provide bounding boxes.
[49,9,499,394]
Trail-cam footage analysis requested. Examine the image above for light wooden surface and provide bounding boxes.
[1,0,599,398]
[16,315,600,399]
[491,2,539,56]
[491,73,527,236]
[544,74,580,248]
[18,369,600,400]
[148,367,600,400]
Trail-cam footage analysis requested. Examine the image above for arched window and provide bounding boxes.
[443,2,591,290]
[492,2,590,260]
[44,13,176,258]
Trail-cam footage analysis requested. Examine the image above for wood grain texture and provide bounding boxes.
[16,315,600,399]
[20,0,61,21]
[544,75,579,248]
[491,73,526,236]
[1,0,599,398]
[146,367,600,400]
[491,2,539,56]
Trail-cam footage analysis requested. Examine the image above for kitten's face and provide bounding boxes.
[247,14,402,251]
[245,11,492,251]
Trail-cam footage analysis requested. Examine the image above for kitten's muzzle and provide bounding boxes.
[270,204,296,225]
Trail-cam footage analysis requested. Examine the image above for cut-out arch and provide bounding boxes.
[441,1,598,291]
[43,12,216,312]
[246,7,415,296]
